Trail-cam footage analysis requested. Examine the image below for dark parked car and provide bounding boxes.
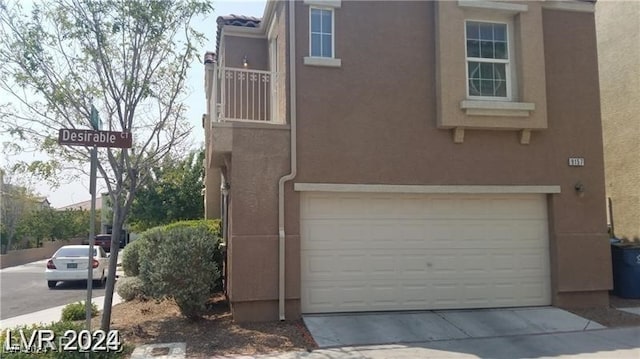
[94,234,112,252]
[83,231,128,252]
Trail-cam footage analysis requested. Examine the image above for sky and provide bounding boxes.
[0,0,267,208]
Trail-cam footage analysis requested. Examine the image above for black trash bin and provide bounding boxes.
[611,243,640,298]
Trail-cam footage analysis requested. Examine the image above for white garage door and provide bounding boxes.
[300,192,551,313]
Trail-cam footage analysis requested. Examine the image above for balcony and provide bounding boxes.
[213,66,281,124]
[207,65,288,170]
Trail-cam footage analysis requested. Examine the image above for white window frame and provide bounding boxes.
[464,19,513,101]
[308,6,335,59]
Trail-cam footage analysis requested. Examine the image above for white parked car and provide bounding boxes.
[45,245,109,289]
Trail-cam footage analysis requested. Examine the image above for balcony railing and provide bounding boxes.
[215,67,279,123]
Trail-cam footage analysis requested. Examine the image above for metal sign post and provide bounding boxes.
[85,145,97,331]
[57,109,132,333]
[86,105,101,331]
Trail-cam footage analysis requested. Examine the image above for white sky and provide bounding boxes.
[1,0,266,208]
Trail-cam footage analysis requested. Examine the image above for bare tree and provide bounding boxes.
[0,0,213,330]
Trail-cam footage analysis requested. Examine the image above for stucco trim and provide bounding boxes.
[303,56,342,67]
[542,1,595,13]
[453,128,465,143]
[435,1,548,131]
[460,100,536,117]
[294,183,562,194]
[223,25,266,39]
[457,0,528,14]
[303,0,341,9]
[520,129,532,145]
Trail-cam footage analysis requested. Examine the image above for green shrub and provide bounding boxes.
[116,276,146,301]
[61,301,98,322]
[135,219,223,290]
[162,218,221,234]
[121,239,144,276]
[139,224,220,319]
[0,321,132,358]
[163,219,223,287]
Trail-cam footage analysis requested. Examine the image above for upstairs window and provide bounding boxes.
[310,8,334,58]
[465,21,510,100]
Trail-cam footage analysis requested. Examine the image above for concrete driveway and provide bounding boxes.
[303,307,605,348]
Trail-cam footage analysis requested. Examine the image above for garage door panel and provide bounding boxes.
[303,249,548,281]
[301,192,551,313]
[302,280,550,312]
[304,223,547,251]
[305,219,547,243]
[482,198,546,219]
[305,255,335,276]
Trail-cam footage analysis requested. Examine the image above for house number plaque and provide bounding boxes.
[568,157,585,167]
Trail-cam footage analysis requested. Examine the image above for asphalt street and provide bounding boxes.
[0,259,108,320]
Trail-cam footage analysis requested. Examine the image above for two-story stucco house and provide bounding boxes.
[203,0,611,322]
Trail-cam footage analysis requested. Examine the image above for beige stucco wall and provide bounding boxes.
[206,3,293,321]
[272,0,289,124]
[596,0,640,241]
[204,166,220,219]
[294,1,609,310]
[209,0,611,322]
[204,65,220,219]
[223,125,294,321]
[223,36,269,70]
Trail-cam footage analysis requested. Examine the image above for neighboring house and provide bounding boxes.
[596,1,640,241]
[58,196,108,233]
[58,197,103,211]
[58,194,133,244]
[204,0,610,322]
[36,197,51,209]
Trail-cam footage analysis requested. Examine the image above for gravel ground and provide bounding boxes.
[568,294,640,328]
[95,293,316,358]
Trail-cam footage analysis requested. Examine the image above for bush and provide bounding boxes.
[116,276,146,301]
[138,223,220,319]
[161,219,223,286]
[134,219,223,289]
[121,238,144,276]
[61,301,98,322]
[0,321,132,358]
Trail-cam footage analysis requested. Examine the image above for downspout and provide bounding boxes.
[278,0,297,321]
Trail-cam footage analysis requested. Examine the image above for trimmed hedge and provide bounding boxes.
[134,219,222,319]
[160,219,223,281]
[129,219,222,285]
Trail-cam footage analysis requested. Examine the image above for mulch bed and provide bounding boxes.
[94,293,316,358]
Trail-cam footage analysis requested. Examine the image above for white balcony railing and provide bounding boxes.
[215,66,279,123]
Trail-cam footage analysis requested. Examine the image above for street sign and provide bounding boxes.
[90,104,102,130]
[58,128,132,148]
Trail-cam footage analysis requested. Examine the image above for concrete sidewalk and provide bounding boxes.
[0,293,124,329]
[217,326,640,359]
